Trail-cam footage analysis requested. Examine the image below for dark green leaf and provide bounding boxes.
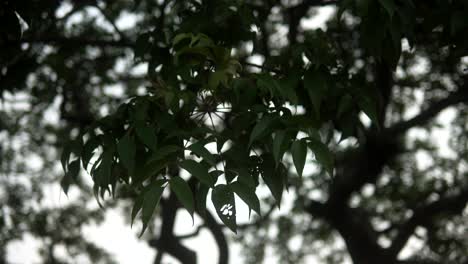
[61,145,71,172]
[136,124,158,151]
[147,145,180,163]
[131,193,144,227]
[249,115,277,146]
[196,183,210,218]
[187,141,217,166]
[140,159,167,181]
[236,167,256,188]
[231,182,261,216]
[117,133,136,174]
[260,154,284,206]
[82,137,99,169]
[179,159,215,186]
[308,139,334,175]
[256,73,281,98]
[140,179,166,236]
[304,69,328,117]
[95,150,113,190]
[212,184,237,233]
[291,139,308,178]
[170,177,195,219]
[273,130,287,166]
[61,158,80,195]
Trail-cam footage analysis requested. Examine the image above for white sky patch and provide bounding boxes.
[83,210,156,264]
[7,234,42,263]
[301,6,335,30]
[116,12,142,30]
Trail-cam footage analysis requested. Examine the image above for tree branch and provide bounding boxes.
[387,89,468,135]
[16,36,134,48]
[199,211,229,264]
[148,194,197,264]
[94,5,128,41]
[387,187,468,258]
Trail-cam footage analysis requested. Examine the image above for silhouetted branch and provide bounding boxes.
[201,211,229,264]
[387,187,468,258]
[387,89,468,135]
[17,36,134,48]
[94,5,128,41]
[175,224,204,240]
[149,194,197,264]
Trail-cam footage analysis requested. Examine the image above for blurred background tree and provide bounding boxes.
[0,0,467,264]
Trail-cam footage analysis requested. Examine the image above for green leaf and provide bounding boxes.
[140,159,167,181]
[140,179,166,236]
[131,193,144,227]
[291,139,308,178]
[208,70,228,89]
[179,159,215,187]
[212,184,237,233]
[260,154,284,206]
[61,145,71,172]
[236,168,256,188]
[147,145,180,163]
[196,183,210,218]
[82,137,99,169]
[95,150,113,190]
[273,130,287,166]
[136,124,158,151]
[117,133,136,174]
[231,182,261,216]
[61,158,81,195]
[173,33,192,46]
[249,115,277,146]
[278,74,300,104]
[187,141,217,166]
[170,177,195,219]
[210,170,225,182]
[256,73,281,98]
[308,139,334,175]
[304,69,328,117]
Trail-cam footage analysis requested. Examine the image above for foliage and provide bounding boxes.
[1,0,468,263]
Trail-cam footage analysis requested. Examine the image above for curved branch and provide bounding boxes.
[199,211,229,264]
[387,187,468,258]
[387,89,468,135]
[16,36,134,48]
[148,194,197,264]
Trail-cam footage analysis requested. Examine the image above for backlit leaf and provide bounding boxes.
[187,141,217,166]
[180,159,215,187]
[170,176,195,219]
[291,139,307,178]
[308,139,334,175]
[260,154,284,206]
[212,184,237,233]
[231,181,260,216]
